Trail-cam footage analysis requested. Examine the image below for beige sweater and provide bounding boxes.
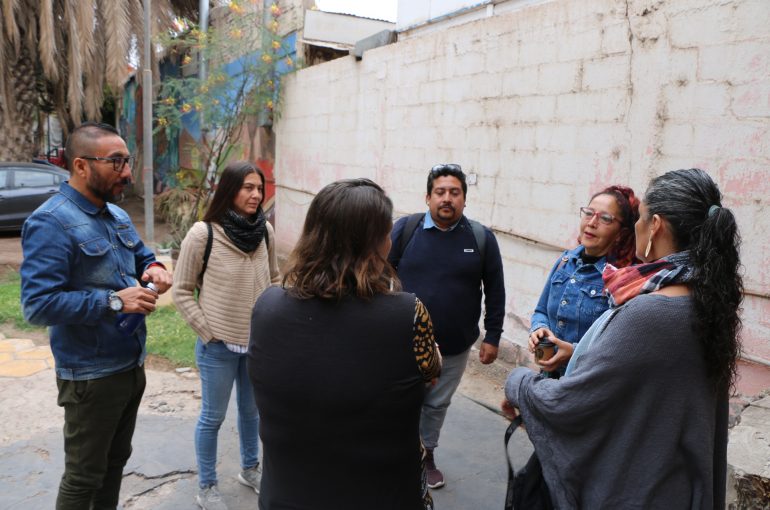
[172,220,281,346]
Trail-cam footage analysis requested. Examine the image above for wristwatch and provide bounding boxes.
[108,291,123,312]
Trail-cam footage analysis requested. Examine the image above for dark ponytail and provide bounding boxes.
[644,169,743,392]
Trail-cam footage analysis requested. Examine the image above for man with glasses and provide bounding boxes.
[388,164,505,489]
[20,122,172,510]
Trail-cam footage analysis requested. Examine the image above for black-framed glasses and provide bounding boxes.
[430,163,463,175]
[79,156,134,173]
[579,207,618,226]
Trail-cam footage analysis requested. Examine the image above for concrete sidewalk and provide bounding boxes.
[0,335,528,510]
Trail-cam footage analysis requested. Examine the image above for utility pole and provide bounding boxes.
[199,0,209,176]
[142,0,155,246]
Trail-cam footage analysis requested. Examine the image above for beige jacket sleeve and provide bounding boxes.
[266,222,281,285]
[172,222,214,342]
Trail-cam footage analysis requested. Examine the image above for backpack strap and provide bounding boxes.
[390,213,424,269]
[198,222,213,283]
[395,213,488,272]
[467,219,487,271]
[398,213,424,258]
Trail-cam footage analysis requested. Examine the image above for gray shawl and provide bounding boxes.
[505,294,728,509]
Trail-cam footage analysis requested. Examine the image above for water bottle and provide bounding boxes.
[115,282,158,336]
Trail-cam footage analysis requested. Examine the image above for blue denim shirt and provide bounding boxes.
[20,182,157,380]
[530,245,609,347]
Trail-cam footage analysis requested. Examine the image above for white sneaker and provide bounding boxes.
[237,464,261,494]
[196,484,228,510]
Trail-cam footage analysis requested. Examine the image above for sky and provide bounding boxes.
[314,0,398,22]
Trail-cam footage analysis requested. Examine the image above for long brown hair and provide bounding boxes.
[202,161,265,223]
[283,178,399,300]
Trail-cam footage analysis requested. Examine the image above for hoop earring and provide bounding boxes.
[644,236,653,259]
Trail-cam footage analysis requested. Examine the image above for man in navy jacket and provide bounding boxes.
[388,164,505,489]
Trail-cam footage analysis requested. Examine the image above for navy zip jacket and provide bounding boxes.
[388,214,505,355]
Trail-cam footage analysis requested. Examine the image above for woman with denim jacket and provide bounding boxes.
[528,185,639,377]
[173,161,280,510]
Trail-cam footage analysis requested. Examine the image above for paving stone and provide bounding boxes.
[15,346,54,361]
[0,359,49,378]
[0,338,35,352]
[0,352,13,363]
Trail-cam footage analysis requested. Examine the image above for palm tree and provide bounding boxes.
[0,0,198,161]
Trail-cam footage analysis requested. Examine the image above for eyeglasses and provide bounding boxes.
[430,164,463,175]
[579,207,618,226]
[79,156,134,173]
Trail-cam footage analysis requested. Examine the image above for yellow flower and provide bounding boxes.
[182,55,192,65]
[163,97,175,105]
[228,1,243,14]
[270,3,281,16]
[262,54,273,63]
[270,20,279,32]
[285,57,293,67]
[272,40,281,50]
[158,117,168,126]
[212,99,220,106]
[199,84,209,94]
[181,103,192,113]
[194,101,203,112]
[266,99,273,110]
[230,28,243,39]
[267,79,274,89]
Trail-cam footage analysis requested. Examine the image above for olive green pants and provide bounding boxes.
[55,365,146,510]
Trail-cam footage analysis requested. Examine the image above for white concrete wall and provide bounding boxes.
[274,0,770,362]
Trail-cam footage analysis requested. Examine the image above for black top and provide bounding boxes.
[248,287,433,510]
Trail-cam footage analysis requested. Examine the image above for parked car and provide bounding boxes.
[0,162,69,231]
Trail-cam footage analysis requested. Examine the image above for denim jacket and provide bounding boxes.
[20,182,157,380]
[530,245,610,348]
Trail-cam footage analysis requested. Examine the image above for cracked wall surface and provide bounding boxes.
[274,0,770,362]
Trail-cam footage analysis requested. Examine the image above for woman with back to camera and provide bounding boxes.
[504,168,742,508]
[529,185,639,377]
[173,161,280,510]
[248,178,441,510]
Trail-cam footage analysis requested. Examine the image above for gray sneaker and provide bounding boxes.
[196,484,228,510]
[237,464,261,494]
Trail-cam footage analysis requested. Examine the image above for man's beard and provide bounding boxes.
[87,171,126,203]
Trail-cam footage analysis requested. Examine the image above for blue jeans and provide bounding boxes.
[420,348,471,450]
[195,339,259,488]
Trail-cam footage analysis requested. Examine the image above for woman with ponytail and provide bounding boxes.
[529,185,639,377]
[504,169,742,508]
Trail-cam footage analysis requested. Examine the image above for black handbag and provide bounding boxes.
[504,415,554,510]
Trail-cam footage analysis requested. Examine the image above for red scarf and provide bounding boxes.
[603,252,693,307]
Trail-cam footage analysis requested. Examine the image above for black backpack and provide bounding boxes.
[505,416,553,510]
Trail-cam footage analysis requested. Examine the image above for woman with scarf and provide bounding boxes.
[173,161,280,510]
[504,168,742,508]
[529,185,639,377]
